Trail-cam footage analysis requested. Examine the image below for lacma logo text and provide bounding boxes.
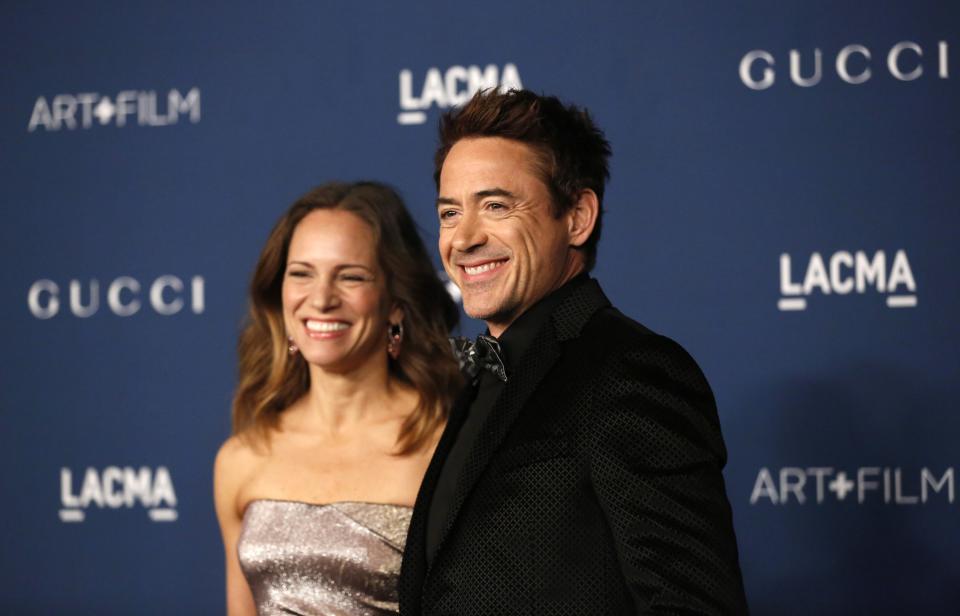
[397,63,522,125]
[60,466,178,523]
[28,87,201,132]
[778,250,916,311]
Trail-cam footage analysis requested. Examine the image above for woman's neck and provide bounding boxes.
[296,356,404,437]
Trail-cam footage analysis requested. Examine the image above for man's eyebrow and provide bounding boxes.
[436,187,517,209]
[476,188,516,200]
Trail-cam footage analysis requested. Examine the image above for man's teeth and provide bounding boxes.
[464,261,505,275]
[305,320,348,332]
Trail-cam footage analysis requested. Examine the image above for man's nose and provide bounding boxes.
[450,209,487,252]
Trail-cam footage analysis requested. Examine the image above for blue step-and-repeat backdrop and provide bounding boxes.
[2,2,957,613]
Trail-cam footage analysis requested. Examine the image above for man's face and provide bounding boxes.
[437,137,578,336]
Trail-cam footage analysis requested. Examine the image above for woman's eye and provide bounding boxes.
[288,270,309,278]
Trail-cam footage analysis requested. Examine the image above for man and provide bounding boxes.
[399,89,748,615]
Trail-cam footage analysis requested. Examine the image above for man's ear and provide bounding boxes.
[566,189,599,248]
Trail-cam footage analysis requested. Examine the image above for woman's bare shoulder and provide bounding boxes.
[218,432,264,464]
[214,433,268,507]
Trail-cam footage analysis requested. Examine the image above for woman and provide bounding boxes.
[214,182,461,615]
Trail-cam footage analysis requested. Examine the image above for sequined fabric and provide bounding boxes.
[239,500,412,615]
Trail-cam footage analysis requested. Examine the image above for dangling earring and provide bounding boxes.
[287,335,298,356]
[387,322,403,359]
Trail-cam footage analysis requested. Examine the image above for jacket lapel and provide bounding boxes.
[426,279,611,576]
[399,384,474,614]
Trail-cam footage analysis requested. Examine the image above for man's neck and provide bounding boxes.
[487,260,585,338]
[486,269,588,339]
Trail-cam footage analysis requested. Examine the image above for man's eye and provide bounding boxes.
[487,202,506,211]
[439,209,459,219]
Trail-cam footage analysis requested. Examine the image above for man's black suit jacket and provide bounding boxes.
[399,279,748,615]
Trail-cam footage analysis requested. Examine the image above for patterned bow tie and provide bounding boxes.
[450,335,508,383]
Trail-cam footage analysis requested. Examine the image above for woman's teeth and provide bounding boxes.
[305,320,348,332]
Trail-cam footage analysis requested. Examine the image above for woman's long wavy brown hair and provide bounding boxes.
[232,181,462,455]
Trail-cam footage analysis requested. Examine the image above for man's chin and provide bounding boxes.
[462,298,517,329]
[461,297,499,321]
[461,304,493,322]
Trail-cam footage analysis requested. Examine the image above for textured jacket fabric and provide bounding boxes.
[399,278,749,615]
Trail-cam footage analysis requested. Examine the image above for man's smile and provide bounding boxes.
[457,258,510,283]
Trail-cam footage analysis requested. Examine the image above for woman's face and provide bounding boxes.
[282,208,399,374]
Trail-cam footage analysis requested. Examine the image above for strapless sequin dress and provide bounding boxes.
[238,500,413,615]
